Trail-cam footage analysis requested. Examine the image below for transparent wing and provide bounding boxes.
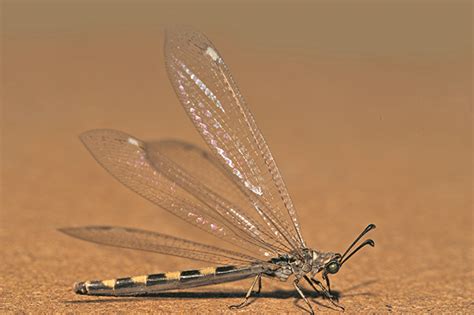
[60,226,264,266]
[148,139,293,254]
[164,28,306,252]
[80,129,286,260]
[150,140,260,219]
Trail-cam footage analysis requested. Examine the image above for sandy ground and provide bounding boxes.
[2,1,472,313]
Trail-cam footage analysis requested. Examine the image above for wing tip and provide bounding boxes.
[164,26,210,55]
[79,129,112,143]
[57,226,78,238]
[58,226,118,241]
[79,129,143,153]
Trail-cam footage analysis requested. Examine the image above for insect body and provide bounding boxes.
[61,28,376,314]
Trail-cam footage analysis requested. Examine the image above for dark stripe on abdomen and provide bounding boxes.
[73,264,264,296]
[179,269,202,282]
[215,265,237,274]
[115,277,136,290]
[146,273,166,286]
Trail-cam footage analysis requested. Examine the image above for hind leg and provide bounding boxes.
[228,274,262,310]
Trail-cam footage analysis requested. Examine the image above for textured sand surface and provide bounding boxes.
[2,1,472,313]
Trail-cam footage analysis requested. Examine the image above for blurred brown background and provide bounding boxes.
[1,0,472,313]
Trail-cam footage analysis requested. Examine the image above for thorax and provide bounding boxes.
[265,248,315,281]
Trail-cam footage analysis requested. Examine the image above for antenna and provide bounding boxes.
[340,224,376,261]
[341,239,375,265]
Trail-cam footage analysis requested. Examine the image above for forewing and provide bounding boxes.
[149,140,293,254]
[80,129,279,259]
[150,140,243,209]
[164,28,306,251]
[60,226,260,265]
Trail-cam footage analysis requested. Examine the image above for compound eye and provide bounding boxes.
[326,261,340,274]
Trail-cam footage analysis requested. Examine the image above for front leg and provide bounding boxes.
[322,272,339,302]
[310,277,334,299]
[310,277,345,311]
[303,275,322,295]
[322,272,338,301]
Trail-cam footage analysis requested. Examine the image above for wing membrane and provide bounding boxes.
[164,28,306,252]
[151,140,263,219]
[148,140,292,254]
[60,226,262,265]
[150,140,245,210]
[80,129,283,259]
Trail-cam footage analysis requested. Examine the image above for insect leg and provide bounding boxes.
[322,272,335,299]
[228,274,262,310]
[310,277,333,298]
[303,275,322,294]
[256,275,262,294]
[293,278,314,315]
[310,277,345,311]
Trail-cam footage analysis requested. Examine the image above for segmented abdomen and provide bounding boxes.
[74,265,264,296]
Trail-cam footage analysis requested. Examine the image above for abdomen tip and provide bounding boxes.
[74,282,88,295]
